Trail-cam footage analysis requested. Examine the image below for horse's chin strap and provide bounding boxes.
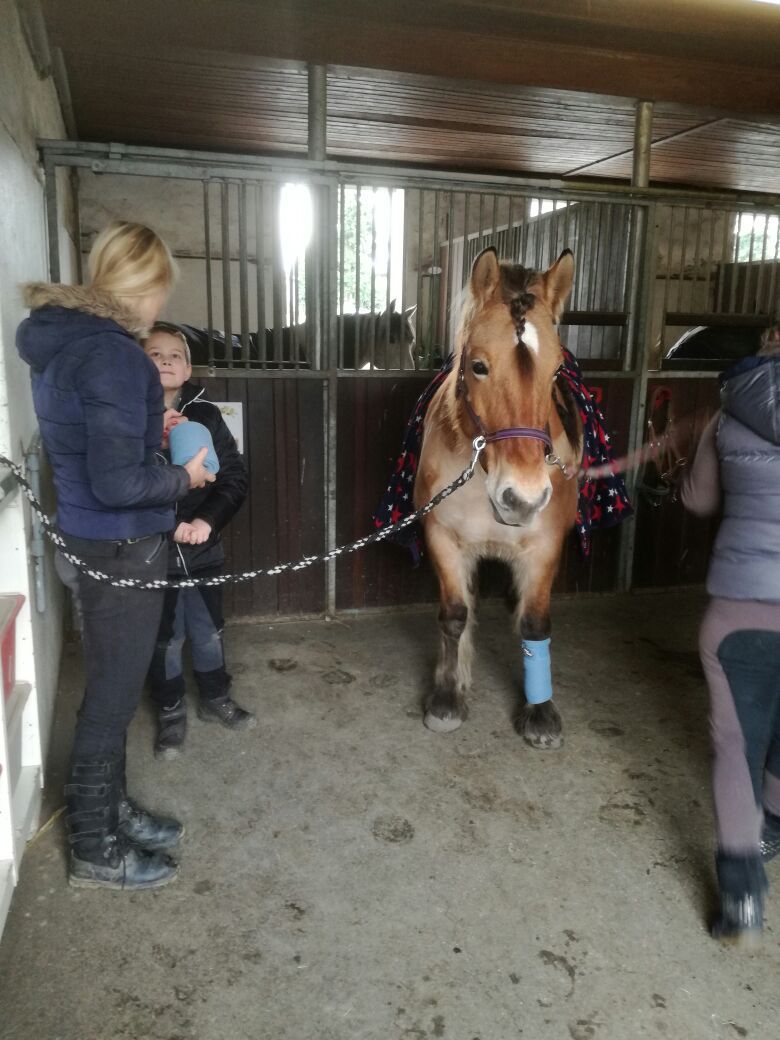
[455,347,556,456]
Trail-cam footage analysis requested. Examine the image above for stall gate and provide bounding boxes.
[39,143,780,617]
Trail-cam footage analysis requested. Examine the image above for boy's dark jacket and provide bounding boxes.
[16,284,190,540]
[168,381,248,575]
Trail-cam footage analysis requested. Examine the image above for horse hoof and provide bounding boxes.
[515,701,563,750]
[424,711,463,733]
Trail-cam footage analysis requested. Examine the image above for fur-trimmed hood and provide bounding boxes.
[17,282,148,375]
[22,282,147,338]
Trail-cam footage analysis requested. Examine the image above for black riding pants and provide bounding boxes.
[63,532,168,760]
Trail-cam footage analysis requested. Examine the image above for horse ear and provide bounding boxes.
[387,298,397,314]
[470,247,501,303]
[540,249,575,323]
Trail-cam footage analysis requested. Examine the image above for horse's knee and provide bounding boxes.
[439,602,468,639]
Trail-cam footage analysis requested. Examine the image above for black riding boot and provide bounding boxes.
[711,851,767,947]
[115,749,184,852]
[194,667,257,730]
[65,758,178,891]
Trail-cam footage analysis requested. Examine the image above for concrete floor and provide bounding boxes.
[0,589,778,1040]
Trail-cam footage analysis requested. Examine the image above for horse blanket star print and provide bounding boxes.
[373,348,633,564]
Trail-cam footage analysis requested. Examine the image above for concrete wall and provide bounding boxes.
[0,0,74,930]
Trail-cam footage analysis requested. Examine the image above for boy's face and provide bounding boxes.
[144,332,192,390]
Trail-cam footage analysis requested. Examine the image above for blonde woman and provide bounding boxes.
[17,221,214,891]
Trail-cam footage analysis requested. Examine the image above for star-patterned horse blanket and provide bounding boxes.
[373,347,633,564]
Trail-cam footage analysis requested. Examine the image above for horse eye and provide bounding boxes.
[471,360,489,377]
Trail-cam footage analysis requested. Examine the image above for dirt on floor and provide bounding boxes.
[0,589,777,1040]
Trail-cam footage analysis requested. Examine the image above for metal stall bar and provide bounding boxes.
[384,191,392,365]
[400,187,410,370]
[220,180,233,368]
[203,180,215,367]
[338,184,346,368]
[618,99,655,590]
[443,190,455,360]
[238,181,250,364]
[354,186,362,371]
[270,182,285,364]
[44,157,61,283]
[369,190,377,369]
[416,190,425,366]
[255,182,266,367]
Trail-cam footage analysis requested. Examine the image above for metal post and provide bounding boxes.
[43,157,61,282]
[618,100,654,590]
[308,64,332,610]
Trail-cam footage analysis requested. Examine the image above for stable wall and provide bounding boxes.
[0,0,74,938]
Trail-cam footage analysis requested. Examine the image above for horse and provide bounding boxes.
[262,303,416,369]
[413,247,582,749]
[178,302,416,370]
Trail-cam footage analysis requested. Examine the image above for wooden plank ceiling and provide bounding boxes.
[41,0,780,194]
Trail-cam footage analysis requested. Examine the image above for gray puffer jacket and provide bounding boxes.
[709,356,780,601]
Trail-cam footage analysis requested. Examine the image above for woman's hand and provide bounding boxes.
[183,446,216,489]
[173,518,213,545]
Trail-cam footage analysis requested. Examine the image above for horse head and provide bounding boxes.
[456,247,574,526]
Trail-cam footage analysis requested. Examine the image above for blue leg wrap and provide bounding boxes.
[522,638,553,705]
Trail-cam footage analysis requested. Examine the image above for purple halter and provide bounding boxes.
[455,347,554,453]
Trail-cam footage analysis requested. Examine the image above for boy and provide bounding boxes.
[144,322,254,759]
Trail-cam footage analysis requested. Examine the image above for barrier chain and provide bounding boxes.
[0,440,486,590]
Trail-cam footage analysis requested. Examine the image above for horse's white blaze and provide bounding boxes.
[521,319,541,354]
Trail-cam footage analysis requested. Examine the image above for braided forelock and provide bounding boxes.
[456,260,538,358]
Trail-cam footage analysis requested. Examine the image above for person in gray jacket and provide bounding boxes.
[682,325,780,946]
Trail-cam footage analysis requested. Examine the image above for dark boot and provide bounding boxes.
[115,749,184,852]
[155,699,188,759]
[65,758,178,891]
[711,851,767,947]
[761,810,780,863]
[195,668,257,731]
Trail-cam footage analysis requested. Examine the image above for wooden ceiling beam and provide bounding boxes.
[42,0,780,115]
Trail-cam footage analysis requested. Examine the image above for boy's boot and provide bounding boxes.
[115,748,183,852]
[155,699,188,759]
[711,851,767,948]
[195,667,257,730]
[151,671,188,759]
[760,810,780,863]
[65,757,178,891]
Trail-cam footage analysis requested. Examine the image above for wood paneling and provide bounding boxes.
[336,375,438,611]
[185,372,719,617]
[196,375,327,618]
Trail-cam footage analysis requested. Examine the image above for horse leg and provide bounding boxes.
[511,551,563,749]
[424,527,475,733]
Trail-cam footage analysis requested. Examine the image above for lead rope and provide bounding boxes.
[0,441,487,590]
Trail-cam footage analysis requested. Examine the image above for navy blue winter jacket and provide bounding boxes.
[16,284,190,540]
[166,381,248,575]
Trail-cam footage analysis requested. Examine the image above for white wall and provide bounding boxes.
[0,0,74,933]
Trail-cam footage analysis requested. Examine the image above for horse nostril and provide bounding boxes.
[501,486,520,510]
[537,486,552,511]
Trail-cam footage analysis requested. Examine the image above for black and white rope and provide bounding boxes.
[0,439,485,591]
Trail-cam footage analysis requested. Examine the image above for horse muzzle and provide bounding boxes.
[490,483,552,526]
